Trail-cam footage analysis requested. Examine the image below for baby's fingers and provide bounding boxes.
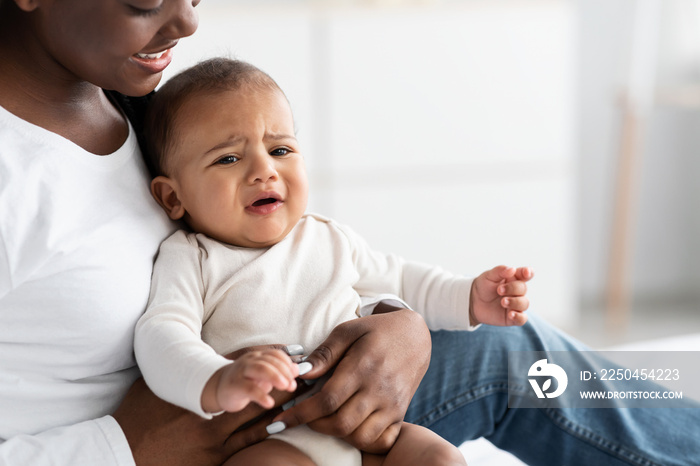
[264,349,302,379]
[501,296,530,312]
[497,280,528,298]
[514,267,534,282]
[250,392,276,410]
[506,310,529,326]
[244,354,298,392]
[217,379,275,412]
[483,265,516,283]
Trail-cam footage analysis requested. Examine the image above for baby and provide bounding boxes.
[135,58,532,466]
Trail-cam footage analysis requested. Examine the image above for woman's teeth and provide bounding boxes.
[135,51,166,59]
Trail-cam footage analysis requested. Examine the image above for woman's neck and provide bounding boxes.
[0,13,128,155]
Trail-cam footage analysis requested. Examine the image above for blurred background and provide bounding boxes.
[163,0,700,348]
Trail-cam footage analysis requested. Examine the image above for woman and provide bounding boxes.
[0,1,697,465]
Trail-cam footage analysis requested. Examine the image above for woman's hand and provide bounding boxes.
[114,376,295,466]
[271,306,431,454]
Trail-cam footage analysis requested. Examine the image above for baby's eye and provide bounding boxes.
[216,155,239,165]
[270,148,290,157]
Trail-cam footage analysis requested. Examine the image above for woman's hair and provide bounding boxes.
[143,57,282,177]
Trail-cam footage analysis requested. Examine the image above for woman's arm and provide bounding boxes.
[0,377,282,466]
[113,378,287,466]
[0,417,134,466]
[271,303,431,453]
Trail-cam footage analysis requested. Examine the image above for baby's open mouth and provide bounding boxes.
[246,194,283,215]
[252,198,278,207]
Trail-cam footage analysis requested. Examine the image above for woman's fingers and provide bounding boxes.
[273,364,361,431]
[344,416,403,454]
[304,384,370,439]
[272,309,429,451]
[314,401,402,454]
[219,408,279,457]
[299,321,363,380]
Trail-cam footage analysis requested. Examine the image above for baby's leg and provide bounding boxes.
[223,438,316,466]
[362,422,467,466]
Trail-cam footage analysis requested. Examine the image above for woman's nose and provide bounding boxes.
[160,0,199,40]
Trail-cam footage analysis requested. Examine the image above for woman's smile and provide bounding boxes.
[131,47,175,74]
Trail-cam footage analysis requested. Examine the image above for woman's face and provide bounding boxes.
[26,0,200,96]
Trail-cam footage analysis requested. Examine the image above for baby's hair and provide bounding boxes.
[143,57,283,177]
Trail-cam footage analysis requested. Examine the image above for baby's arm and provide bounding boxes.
[339,220,532,328]
[201,349,300,414]
[469,265,533,326]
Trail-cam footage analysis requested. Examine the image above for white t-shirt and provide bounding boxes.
[0,103,174,465]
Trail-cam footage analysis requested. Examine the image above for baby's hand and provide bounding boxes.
[202,349,300,414]
[469,265,533,327]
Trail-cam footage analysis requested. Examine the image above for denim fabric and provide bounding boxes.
[405,314,700,466]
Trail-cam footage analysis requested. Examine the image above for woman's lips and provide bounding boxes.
[131,47,174,74]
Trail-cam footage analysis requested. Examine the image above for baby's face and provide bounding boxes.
[166,86,308,248]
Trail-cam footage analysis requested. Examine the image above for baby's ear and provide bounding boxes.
[151,176,185,220]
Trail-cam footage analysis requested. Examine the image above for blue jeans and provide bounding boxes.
[405,314,700,466]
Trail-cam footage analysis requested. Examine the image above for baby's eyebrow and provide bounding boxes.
[202,132,297,157]
[264,132,296,142]
[204,136,244,155]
